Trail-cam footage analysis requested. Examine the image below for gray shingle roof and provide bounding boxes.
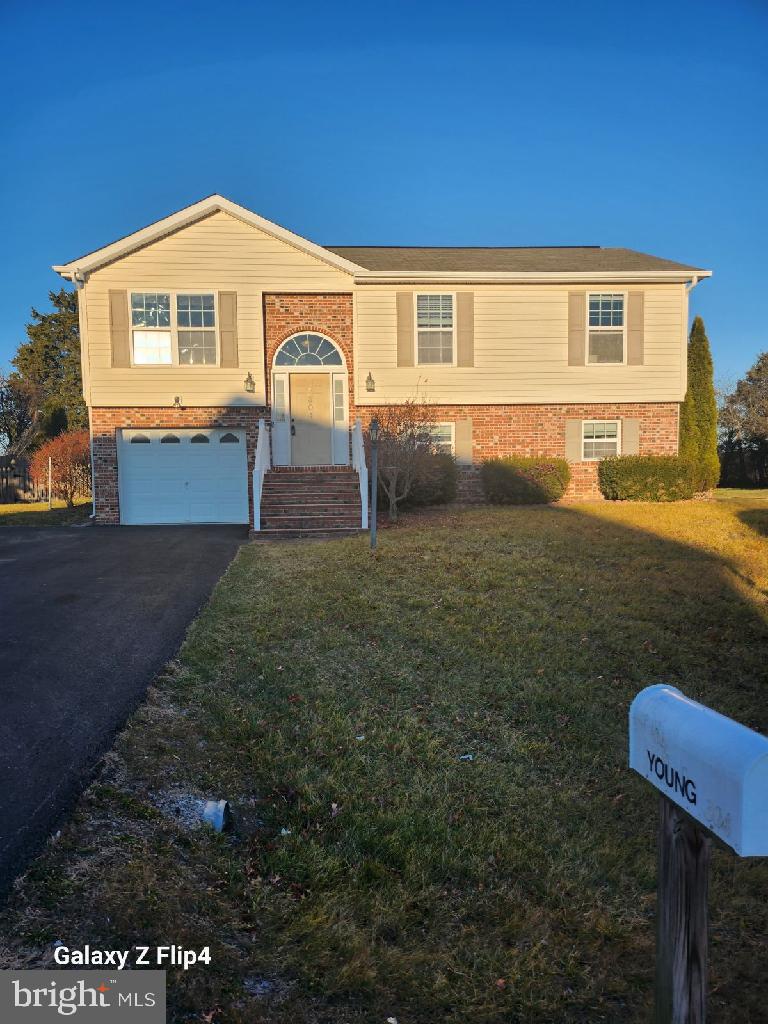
[324,245,703,274]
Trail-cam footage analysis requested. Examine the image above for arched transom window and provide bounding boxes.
[274,333,343,366]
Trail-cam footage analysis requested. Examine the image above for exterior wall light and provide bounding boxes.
[366,372,376,393]
[173,396,182,409]
[244,372,256,394]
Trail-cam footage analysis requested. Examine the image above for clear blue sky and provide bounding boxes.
[1,0,766,385]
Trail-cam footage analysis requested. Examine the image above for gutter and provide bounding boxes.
[354,270,713,285]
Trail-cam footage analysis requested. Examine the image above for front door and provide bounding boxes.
[291,372,332,466]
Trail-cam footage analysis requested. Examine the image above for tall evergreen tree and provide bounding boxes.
[11,288,87,435]
[679,316,719,490]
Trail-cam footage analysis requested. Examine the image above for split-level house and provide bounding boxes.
[53,195,710,534]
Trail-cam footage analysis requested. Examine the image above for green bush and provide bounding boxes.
[405,451,458,507]
[598,456,698,501]
[480,457,571,504]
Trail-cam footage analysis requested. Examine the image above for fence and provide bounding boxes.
[0,458,34,502]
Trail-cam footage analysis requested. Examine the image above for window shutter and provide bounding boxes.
[627,291,644,365]
[456,292,474,367]
[565,419,582,461]
[623,418,640,455]
[568,291,586,366]
[396,292,414,367]
[109,290,130,368]
[455,418,473,466]
[219,292,239,368]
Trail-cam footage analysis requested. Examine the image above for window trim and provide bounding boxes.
[581,419,622,461]
[128,289,220,368]
[585,291,627,366]
[421,421,456,454]
[414,292,457,367]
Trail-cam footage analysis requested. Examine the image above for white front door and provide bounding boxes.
[118,428,249,524]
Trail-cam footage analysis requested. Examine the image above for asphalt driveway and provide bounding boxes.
[0,524,247,893]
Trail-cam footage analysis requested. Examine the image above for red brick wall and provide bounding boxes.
[355,402,679,500]
[90,406,267,524]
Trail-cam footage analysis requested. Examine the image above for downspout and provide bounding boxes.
[72,269,95,518]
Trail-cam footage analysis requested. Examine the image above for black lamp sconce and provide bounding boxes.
[365,372,376,393]
[244,372,256,394]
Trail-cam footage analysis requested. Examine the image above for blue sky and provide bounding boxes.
[1,0,766,385]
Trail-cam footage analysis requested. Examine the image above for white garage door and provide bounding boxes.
[118,428,249,525]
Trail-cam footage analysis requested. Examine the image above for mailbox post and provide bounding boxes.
[630,685,768,1024]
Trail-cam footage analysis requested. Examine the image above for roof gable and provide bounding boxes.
[53,195,365,279]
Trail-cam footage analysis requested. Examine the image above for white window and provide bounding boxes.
[421,422,455,454]
[587,293,625,364]
[582,420,621,460]
[130,292,217,366]
[416,294,454,365]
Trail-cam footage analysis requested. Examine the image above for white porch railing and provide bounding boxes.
[352,418,369,530]
[252,418,271,531]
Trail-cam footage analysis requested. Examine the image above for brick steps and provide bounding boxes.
[255,468,363,540]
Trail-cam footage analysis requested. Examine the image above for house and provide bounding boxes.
[53,195,711,533]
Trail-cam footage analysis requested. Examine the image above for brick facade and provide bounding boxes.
[90,292,679,520]
[355,402,679,500]
[90,406,267,524]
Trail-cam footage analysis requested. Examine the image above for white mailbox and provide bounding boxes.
[629,685,768,856]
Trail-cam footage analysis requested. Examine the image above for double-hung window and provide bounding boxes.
[582,420,620,460]
[587,293,625,364]
[416,294,454,364]
[130,292,218,365]
[420,422,455,454]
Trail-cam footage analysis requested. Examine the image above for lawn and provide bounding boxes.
[2,492,767,1023]
[0,498,91,526]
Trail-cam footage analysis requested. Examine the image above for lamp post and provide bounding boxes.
[369,418,379,550]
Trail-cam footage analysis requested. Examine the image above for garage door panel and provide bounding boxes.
[118,429,249,525]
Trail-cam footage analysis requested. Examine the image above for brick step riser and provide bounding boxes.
[261,517,362,530]
[265,474,357,484]
[261,503,361,515]
[263,491,360,500]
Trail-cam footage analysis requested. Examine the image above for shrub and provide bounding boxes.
[598,455,697,502]
[404,451,458,507]
[30,429,90,506]
[480,457,570,504]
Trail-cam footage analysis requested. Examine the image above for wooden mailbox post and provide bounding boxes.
[629,685,768,1024]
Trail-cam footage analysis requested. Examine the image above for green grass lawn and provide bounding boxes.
[2,492,767,1023]
[0,498,91,526]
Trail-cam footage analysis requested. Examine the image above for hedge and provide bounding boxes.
[480,457,571,504]
[597,455,698,501]
[405,451,458,507]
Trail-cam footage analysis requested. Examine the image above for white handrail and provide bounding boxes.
[351,418,369,530]
[252,418,271,531]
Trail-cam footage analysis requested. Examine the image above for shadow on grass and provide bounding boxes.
[737,508,768,539]
[0,503,90,527]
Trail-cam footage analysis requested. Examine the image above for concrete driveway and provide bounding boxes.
[0,524,247,893]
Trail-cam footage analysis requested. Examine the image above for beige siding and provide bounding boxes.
[354,284,686,404]
[85,211,351,407]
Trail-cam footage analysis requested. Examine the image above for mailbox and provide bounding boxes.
[629,685,768,856]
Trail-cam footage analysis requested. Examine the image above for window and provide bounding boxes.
[160,434,180,444]
[130,292,217,366]
[190,433,210,443]
[220,432,239,443]
[587,293,625,364]
[416,294,454,364]
[420,422,455,454]
[582,421,620,460]
[274,333,343,366]
[130,434,150,444]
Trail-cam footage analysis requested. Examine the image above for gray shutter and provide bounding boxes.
[568,291,586,366]
[109,290,130,368]
[219,291,239,368]
[623,418,640,455]
[456,292,474,367]
[396,292,414,367]
[455,418,473,465]
[565,418,582,461]
[627,291,644,365]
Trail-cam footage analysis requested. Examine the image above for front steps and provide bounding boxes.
[254,468,364,539]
